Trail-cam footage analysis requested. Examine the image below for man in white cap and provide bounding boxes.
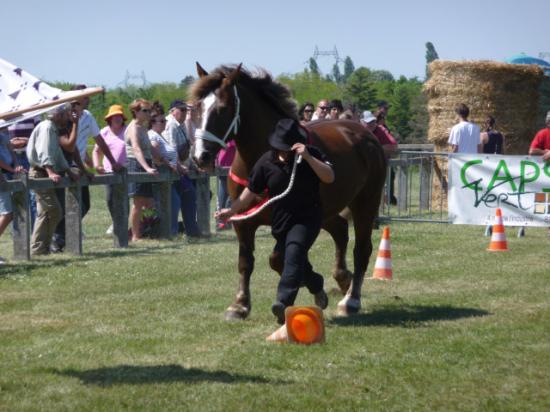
[26,104,80,255]
[360,110,397,159]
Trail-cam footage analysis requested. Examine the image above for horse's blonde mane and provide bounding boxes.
[190,65,298,120]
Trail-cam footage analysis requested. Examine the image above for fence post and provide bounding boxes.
[195,173,211,236]
[158,170,172,239]
[12,174,31,261]
[397,155,409,212]
[112,169,129,247]
[65,180,82,255]
[419,155,431,212]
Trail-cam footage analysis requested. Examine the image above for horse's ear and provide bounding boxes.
[227,63,242,84]
[196,62,208,78]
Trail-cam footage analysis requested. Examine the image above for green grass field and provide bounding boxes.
[1,187,549,411]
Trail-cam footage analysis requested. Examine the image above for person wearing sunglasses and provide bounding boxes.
[126,99,158,241]
[298,102,315,125]
[312,99,330,120]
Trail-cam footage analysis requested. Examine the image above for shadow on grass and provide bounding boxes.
[47,364,287,386]
[329,304,490,328]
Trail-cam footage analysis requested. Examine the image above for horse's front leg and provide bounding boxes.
[225,221,258,321]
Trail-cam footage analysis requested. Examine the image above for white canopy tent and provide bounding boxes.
[0,57,103,128]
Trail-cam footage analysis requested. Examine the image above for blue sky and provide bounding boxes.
[2,0,548,88]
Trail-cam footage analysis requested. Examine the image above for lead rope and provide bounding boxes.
[230,155,302,222]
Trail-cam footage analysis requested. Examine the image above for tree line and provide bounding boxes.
[52,43,439,144]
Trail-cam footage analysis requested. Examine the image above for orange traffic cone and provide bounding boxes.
[266,306,325,344]
[487,208,508,251]
[372,226,393,280]
[266,324,288,343]
[286,306,325,345]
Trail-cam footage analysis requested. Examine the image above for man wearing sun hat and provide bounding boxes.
[26,104,80,255]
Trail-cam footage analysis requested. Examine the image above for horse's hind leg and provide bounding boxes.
[337,189,380,316]
[323,214,352,294]
[225,222,258,321]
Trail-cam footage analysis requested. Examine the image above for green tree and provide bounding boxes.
[389,83,412,141]
[407,92,429,143]
[278,71,342,107]
[180,75,195,88]
[309,58,320,76]
[425,42,439,79]
[370,70,394,82]
[343,56,355,81]
[332,63,342,83]
[343,67,377,111]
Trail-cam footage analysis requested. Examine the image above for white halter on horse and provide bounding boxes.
[195,86,240,150]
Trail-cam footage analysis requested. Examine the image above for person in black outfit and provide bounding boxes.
[481,116,509,236]
[481,115,505,154]
[216,119,335,324]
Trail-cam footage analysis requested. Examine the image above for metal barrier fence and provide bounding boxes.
[0,145,451,261]
[379,145,450,224]
[0,167,228,261]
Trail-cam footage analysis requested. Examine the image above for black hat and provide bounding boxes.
[268,119,306,151]
[377,100,391,109]
[170,99,188,111]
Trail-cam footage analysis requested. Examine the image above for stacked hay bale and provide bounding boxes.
[424,61,543,208]
[424,60,543,154]
[537,76,550,129]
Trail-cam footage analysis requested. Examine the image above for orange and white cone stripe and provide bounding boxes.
[487,208,508,251]
[372,226,393,280]
[266,324,288,342]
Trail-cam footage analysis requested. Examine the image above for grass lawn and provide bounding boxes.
[1,187,549,411]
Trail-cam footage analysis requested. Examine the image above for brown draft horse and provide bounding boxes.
[190,63,386,320]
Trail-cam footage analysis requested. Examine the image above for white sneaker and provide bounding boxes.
[0,256,7,265]
[105,225,113,236]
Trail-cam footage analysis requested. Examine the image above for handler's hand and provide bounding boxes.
[291,143,310,160]
[215,208,233,221]
[542,150,550,162]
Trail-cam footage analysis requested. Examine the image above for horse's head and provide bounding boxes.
[191,62,242,171]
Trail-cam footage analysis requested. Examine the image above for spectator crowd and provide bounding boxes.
[0,90,208,262]
[2,92,550,263]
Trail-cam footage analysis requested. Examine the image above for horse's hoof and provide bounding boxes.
[224,304,249,321]
[336,295,360,316]
[333,269,352,295]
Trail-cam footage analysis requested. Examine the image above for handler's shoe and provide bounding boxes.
[271,302,286,325]
[314,290,329,310]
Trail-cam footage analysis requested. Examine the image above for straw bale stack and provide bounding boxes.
[424,60,543,154]
[537,76,550,129]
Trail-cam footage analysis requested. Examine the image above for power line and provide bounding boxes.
[116,70,148,88]
[312,45,342,64]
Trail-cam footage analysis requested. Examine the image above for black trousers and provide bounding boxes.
[52,186,91,247]
[274,219,324,307]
